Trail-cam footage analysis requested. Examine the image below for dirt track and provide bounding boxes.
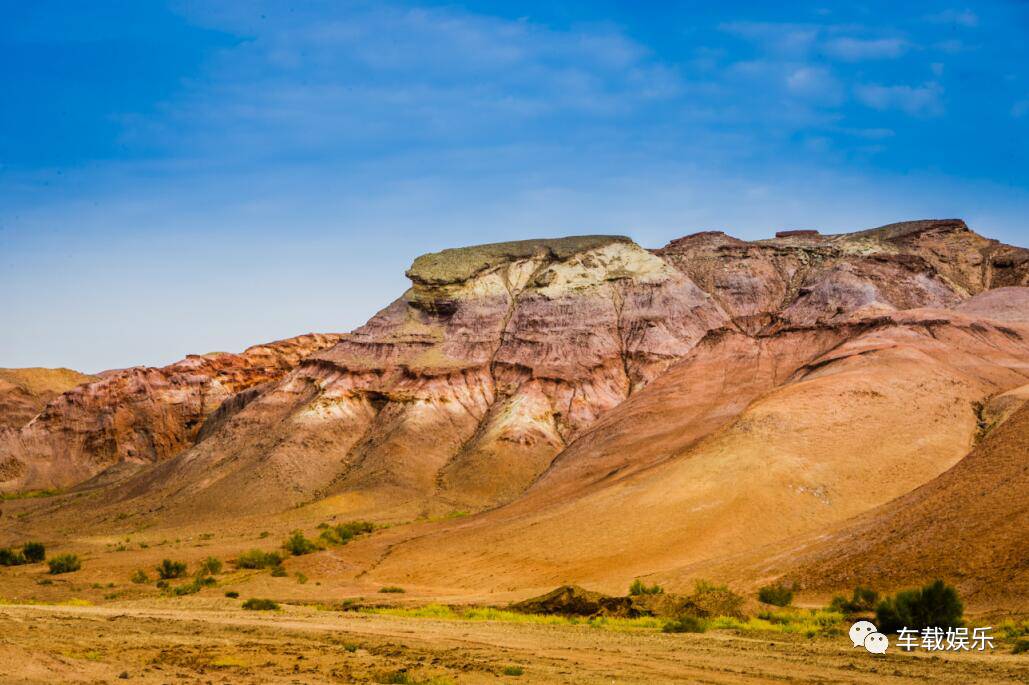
[1,603,1025,683]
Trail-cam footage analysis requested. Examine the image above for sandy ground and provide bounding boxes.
[0,603,1025,684]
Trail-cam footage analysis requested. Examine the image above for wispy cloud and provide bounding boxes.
[925,9,979,27]
[855,82,944,116]
[823,37,910,61]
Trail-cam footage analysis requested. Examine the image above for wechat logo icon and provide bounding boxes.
[850,620,889,654]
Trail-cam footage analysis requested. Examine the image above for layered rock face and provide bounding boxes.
[0,334,343,489]
[657,219,1027,331]
[3,219,1027,551]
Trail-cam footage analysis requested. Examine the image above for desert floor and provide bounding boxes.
[0,602,1026,684]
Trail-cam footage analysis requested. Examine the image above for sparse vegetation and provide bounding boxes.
[758,583,794,607]
[242,598,279,611]
[662,615,706,633]
[683,580,745,618]
[829,586,878,614]
[502,665,524,676]
[295,572,308,584]
[156,559,188,580]
[283,530,320,556]
[225,591,240,598]
[168,575,216,596]
[131,569,150,584]
[875,579,963,633]
[0,548,27,566]
[22,542,45,563]
[236,549,283,569]
[628,579,664,596]
[48,554,81,574]
[1013,639,1029,655]
[270,565,287,577]
[197,556,222,575]
[379,586,406,594]
[319,520,375,546]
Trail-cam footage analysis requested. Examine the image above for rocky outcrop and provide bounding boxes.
[0,368,96,432]
[0,334,343,490]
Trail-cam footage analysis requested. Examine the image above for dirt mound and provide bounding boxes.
[509,585,642,617]
[780,402,1029,607]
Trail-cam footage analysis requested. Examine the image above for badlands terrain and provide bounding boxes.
[0,218,1027,682]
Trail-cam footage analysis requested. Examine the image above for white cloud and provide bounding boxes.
[823,37,909,61]
[786,66,844,105]
[925,9,979,27]
[720,21,819,56]
[855,82,944,116]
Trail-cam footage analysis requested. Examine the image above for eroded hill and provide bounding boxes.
[1,219,1027,603]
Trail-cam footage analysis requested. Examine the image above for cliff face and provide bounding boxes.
[0,334,343,489]
[2,220,1027,528]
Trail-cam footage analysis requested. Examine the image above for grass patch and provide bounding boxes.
[242,598,279,611]
[628,579,664,596]
[197,556,222,575]
[876,579,963,633]
[502,665,524,676]
[236,549,283,569]
[0,489,59,501]
[209,655,247,668]
[156,559,187,580]
[663,615,706,633]
[48,554,81,575]
[283,530,320,556]
[319,520,375,546]
[364,604,663,631]
[379,586,406,594]
[225,591,239,599]
[130,569,149,584]
[757,583,794,607]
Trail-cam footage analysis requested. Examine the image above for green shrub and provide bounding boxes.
[830,586,878,614]
[242,598,279,611]
[156,559,188,580]
[236,549,283,569]
[295,572,308,584]
[155,579,169,589]
[683,580,746,619]
[320,520,375,545]
[758,584,794,607]
[131,569,150,584]
[172,581,201,596]
[876,579,963,633]
[197,556,222,575]
[502,665,525,676]
[48,553,81,574]
[22,542,45,563]
[1013,639,1029,655]
[662,615,706,633]
[225,591,239,599]
[379,586,405,593]
[270,564,287,577]
[628,578,664,596]
[283,530,320,556]
[0,547,27,566]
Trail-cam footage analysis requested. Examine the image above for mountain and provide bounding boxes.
[1,218,1027,602]
[0,368,96,432]
[0,334,343,490]
[780,398,1029,607]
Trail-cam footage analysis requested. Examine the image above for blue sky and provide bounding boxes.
[2,1,1027,371]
